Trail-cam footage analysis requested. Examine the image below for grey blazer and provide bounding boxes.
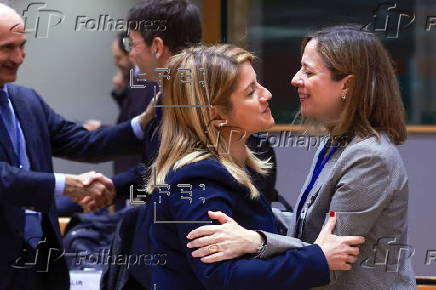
[260,134,416,290]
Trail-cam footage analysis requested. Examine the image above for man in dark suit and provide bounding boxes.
[80,33,156,212]
[0,4,153,289]
[84,32,154,176]
[111,0,202,198]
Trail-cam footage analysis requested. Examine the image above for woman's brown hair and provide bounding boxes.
[301,24,407,145]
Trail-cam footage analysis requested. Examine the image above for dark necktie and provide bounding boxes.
[0,89,43,248]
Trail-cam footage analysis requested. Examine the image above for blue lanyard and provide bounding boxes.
[296,142,338,224]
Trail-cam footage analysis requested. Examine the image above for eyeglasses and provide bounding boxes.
[122,36,133,53]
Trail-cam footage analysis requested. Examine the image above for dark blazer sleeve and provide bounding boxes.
[112,165,145,197]
[0,162,54,212]
[36,91,143,162]
[0,85,143,212]
[113,118,161,197]
[166,165,330,290]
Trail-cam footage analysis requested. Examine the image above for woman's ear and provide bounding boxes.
[340,74,355,95]
[209,106,227,128]
[209,106,217,119]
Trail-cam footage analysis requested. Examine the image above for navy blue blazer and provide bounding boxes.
[112,83,156,175]
[0,84,142,289]
[128,158,329,290]
[112,107,161,196]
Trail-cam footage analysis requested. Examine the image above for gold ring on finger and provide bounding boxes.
[208,244,219,254]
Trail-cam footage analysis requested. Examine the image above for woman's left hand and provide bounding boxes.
[186,211,263,263]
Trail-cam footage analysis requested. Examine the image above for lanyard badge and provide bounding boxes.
[295,141,338,237]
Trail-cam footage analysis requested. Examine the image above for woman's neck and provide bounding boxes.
[229,141,248,167]
[323,119,337,132]
[221,131,249,167]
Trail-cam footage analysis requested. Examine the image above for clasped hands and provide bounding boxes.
[187,211,365,271]
[64,171,115,212]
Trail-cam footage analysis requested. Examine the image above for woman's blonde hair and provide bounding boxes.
[145,44,271,198]
[299,24,407,145]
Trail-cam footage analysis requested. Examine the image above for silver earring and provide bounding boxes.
[215,120,227,129]
[340,92,347,101]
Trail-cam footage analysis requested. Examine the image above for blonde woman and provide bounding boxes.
[131,44,364,290]
[187,26,416,289]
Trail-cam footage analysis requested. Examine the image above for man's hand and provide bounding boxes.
[64,171,115,212]
[314,212,365,271]
[186,211,263,263]
[139,92,160,130]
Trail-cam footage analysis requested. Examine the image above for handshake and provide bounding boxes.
[63,172,115,212]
